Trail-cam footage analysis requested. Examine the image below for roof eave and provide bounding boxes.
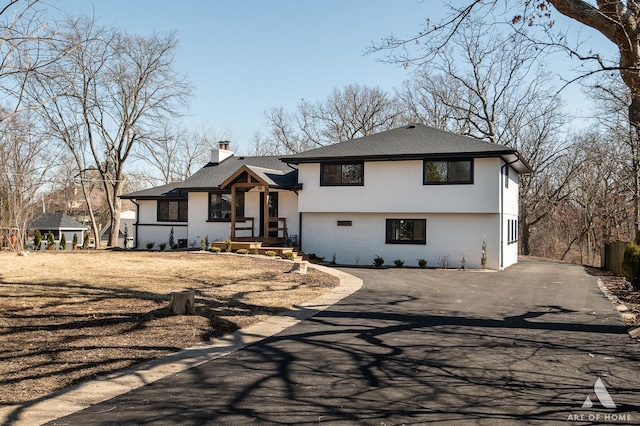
[283,150,521,164]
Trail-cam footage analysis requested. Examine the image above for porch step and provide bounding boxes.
[209,241,303,261]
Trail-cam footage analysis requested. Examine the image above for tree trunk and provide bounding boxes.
[520,216,531,255]
[168,290,195,315]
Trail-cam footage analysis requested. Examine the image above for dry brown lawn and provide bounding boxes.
[0,250,339,406]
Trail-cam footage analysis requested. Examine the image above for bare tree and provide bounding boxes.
[135,123,224,184]
[371,0,640,235]
[263,84,405,154]
[0,0,64,121]
[0,109,53,251]
[31,16,191,246]
[396,17,569,255]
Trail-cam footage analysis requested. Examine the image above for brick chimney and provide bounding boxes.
[211,141,233,163]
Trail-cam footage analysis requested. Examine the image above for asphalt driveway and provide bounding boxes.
[37,260,640,424]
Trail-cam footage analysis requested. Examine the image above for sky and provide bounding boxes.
[49,0,614,155]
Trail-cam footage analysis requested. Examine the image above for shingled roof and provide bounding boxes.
[119,181,187,200]
[282,123,532,174]
[30,213,86,230]
[120,156,298,199]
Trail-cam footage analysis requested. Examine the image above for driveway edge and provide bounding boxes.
[0,264,362,426]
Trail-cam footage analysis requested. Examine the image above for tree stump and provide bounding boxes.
[289,261,308,275]
[169,290,195,315]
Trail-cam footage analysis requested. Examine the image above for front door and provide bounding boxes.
[259,192,279,238]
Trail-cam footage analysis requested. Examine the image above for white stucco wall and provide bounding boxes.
[501,164,520,269]
[133,199,188,249]
[186,189,300,244]
[300,212,500,270]
[297,158,501,214]
[187,192,231,243]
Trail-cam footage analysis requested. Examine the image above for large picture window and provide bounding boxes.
[385,219,426,245]
[424,159,473,184]
[209,192,244,221]
[157,200,188,222]
[320,162,364,186]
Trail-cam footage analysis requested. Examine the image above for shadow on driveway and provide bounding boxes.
[39,260,640,425]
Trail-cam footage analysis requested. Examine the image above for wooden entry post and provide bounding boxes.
[230,185,237,239]
[263,187,269,243]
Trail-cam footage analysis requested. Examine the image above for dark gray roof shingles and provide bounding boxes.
[282,123,527,169]
[30,213,86,230]
[121,156,298,199]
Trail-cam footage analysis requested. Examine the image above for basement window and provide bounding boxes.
[385,219,426,245]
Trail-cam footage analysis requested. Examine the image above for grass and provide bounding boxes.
[0,250,339,406]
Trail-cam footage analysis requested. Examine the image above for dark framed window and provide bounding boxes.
[385,219,426,245]
[424,159,473,184]
[507,219,518,244]
[320,162,364,186]
[157,200,188,222]
[208,191,244,221]
[503,165,509,188]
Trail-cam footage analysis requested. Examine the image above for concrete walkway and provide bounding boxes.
[4,260,640,425]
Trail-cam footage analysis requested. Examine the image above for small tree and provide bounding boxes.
[169,226,175,249]
[34,230,42,250]
[72,233,78,250]
[47,231,55,250]
[59,234,67,250]
[481,240,488,270]
[83,233,90,249]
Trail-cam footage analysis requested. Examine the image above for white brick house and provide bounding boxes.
[121,124,530,270]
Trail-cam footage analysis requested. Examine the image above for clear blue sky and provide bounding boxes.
[51,0,612,154]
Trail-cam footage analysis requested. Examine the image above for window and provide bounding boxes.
[157,200,188,222]
[507,219,518,244]
[503,165,509,188]
[209,192,244,221]
[320,162,364,186]
[424,159,473,184]
[385,219,426,245]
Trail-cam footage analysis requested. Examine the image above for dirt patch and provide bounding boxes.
[585,266,640,327]
[0,250,339,405]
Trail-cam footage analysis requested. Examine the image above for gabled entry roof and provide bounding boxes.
[282,123,532,174]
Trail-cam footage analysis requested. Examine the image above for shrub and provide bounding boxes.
[72,233,78,250]
[225,237,233,252]
[236,248,249,254]
[200,237,206,251]
[159,242,167,251]
[34,230,42,250]
[47,232,55,250]
[307,253,325,262]
[265,250,277,257]
[393,259,404,268]
[623,242,640,289]
[284,251,295,261]
[83,233,90,249]
[461,255,466,270]
[169,227,175,249]
[417,258,427,269]
[210,246,222,253]
[146,242,155,250]
[59,234,67,250]
[481,239,487,270]
[373,255,384,267]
